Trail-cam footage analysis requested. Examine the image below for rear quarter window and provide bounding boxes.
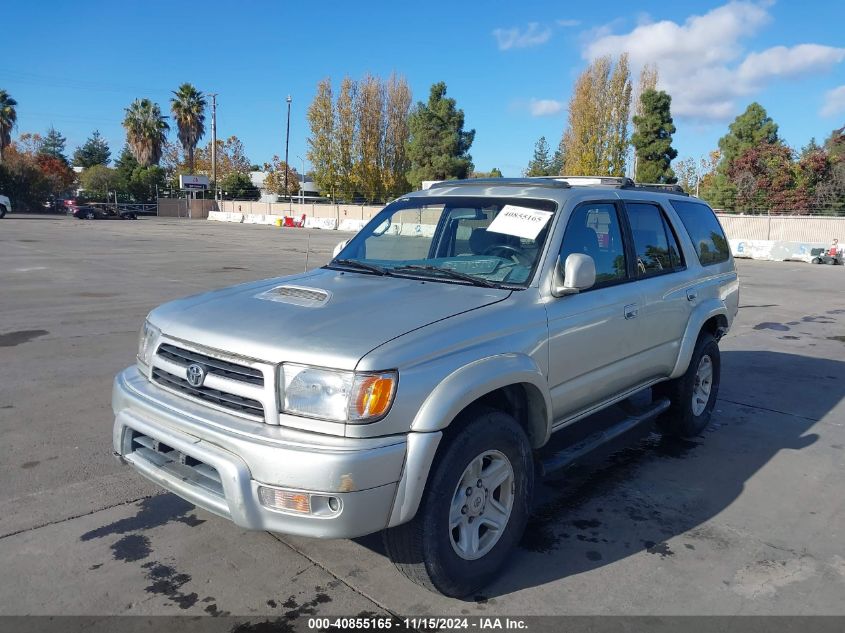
[669,200,730,265]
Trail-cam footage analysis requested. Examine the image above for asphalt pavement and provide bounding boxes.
[1,213,843,619]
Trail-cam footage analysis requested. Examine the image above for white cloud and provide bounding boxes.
[493,23,552,51]
[582,1,845,121]
[529,99,564,116]
[821,85,845,118]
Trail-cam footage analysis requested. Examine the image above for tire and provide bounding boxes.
[383,409,534,597]
[812,257,821,264]
[654,332,720,437]
[0,205,6,219]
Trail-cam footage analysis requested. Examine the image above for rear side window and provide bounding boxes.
[670,200,730,265]
[625,203,684,277]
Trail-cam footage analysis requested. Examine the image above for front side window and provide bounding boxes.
[559,203,627,286]
[329,196,556,288]
[625,202,684,277]
[670,200,730,265]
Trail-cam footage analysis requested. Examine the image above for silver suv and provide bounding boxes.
[112,177,738,597]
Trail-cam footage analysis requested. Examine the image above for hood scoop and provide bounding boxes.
[256,285,330,307]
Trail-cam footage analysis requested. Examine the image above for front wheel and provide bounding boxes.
[0,205,6,219]
[654,333,721,437]
[383,409,534,597]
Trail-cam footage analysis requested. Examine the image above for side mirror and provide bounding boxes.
[552,253,596,297]
[332,240,349,258]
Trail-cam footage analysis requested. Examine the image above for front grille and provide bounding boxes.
[152,367,264,418]
[129,431,224,498]
[157,343,264,386]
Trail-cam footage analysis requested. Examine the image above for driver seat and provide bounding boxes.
[468,228,518,255]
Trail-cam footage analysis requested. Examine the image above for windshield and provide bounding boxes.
[328,196,557,288]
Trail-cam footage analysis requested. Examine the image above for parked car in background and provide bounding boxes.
[0,194,11,218]
[112,176,739,597]
[69,203,138,220]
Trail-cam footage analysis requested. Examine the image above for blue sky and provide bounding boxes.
[3,0,844,176]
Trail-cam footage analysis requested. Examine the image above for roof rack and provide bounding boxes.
[428,178,571,190]
[550,176,635,187]
[627,183,689,196]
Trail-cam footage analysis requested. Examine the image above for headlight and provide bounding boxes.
[137,320,161,367]
[281,364,397,423]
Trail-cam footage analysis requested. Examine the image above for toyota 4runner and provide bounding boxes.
[112,176,739,597]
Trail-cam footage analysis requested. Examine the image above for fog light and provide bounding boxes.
[257,486,342,517]
[258,487,311,514]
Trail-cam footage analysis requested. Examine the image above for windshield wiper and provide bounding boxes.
[330,258,390,276]
[392,264,497,288]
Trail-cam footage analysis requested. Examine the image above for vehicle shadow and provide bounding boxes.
[355,350,841,600]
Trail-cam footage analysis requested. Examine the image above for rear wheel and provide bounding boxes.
[0,205,6,219]
[383,409,533,597]
[654,333,720,437]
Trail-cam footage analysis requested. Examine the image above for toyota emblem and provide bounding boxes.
[186,363,207,387]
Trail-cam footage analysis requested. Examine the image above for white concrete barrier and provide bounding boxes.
[207,211,245,223]
[730,239,827,262]
[305,217,339,230]
[338,219,368,232]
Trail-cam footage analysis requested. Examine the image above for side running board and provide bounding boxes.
[538,398,670,477]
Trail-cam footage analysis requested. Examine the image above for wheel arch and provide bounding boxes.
[669,301,729,380]
[410,354,552,448]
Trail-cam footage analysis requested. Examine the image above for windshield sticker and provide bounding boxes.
[487,206,553,240]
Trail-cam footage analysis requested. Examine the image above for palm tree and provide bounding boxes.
[0,89,18,163]
[122,99,169,167]
[170,83,206,174]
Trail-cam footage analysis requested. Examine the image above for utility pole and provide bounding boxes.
[209,93,218,199]
[285,95,292,204]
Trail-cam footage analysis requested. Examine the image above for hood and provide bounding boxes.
[149,267,511,369]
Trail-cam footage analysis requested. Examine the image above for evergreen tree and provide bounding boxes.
[717,102,779,170]
[631,89,678,183]
[525,136,553,176]
[73,130,111,168]
[39,126,68,163]
[406,82,475,188]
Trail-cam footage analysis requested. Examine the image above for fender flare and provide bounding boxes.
[410,353,552,447]
[669,299,729,379]
[387,354,551,528]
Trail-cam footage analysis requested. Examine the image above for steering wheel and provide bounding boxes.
[482,244,532,266]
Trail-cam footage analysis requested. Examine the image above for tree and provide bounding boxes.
[39,126,68,163]
[382,73,412,199]
[631,89,678,183]
[560,55,632,176]
[824,125,845,161]
[79,165,118,201]
[0,89,17,163]
[122,98,169,166]
[170,83,206,174]
[335,77,357,200]
[729,142,803,212]
[717,102,779,171]
[406,82,475,188]
[219,172,259,200]
[73,130,111,168]
[192,136,251,180]
[307,78,337,199]
[126,165,166,202]
[525,136,553,176]
[606,54,632,176]
[262,156,300,198]
[355,74,385,202]
[114,144,139,189]
[471,168,503,178]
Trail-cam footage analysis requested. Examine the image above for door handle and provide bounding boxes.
[624,304,639,319]
[686,289,698,302]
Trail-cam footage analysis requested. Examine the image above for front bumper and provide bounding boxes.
[112,366,412,538]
